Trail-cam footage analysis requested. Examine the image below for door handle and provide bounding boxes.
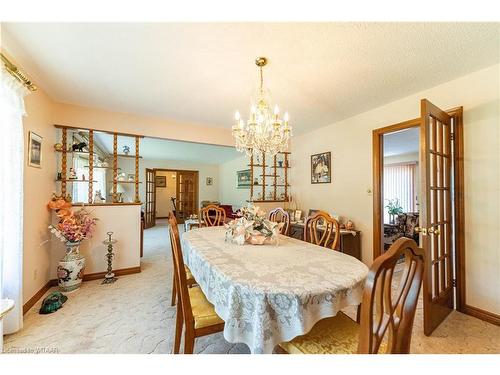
[428,226,441,236]
[414,227,427,235]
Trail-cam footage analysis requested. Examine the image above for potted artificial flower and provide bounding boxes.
[385,198,404,225]
[47,194,97,292]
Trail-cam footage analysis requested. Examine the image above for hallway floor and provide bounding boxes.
[4,220,500,354]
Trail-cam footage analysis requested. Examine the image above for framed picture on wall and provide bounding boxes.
[237,169,251,189]
[28,131,42,168]
[311,151,331,184]
[155,175,166,188]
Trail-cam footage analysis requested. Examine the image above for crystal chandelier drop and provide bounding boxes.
[232,57,292,157]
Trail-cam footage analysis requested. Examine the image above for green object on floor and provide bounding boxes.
[39,292,68,314]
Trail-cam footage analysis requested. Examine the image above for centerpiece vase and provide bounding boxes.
[57,241,86,292]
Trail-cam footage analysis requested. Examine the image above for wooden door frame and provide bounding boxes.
[372,106,465,311]
[153,168,199,220]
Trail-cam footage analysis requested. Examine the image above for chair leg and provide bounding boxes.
[356,303,362,323]
[173,298,183,354]
[184,328,195,354]
[171,274,177,306]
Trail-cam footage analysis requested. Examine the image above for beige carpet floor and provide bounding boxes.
[4,220,500,354]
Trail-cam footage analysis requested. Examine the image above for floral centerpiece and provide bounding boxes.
[47,194,98,292]
[225,203,282,245]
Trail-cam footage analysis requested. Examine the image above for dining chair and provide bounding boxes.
[168,214,196,307]
[199,204,226,227]
[268,207,291,236]
[303,210,340,250]
[168,213,225,354]
[278,237,424,354]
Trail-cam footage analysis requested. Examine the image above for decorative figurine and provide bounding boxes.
[122,145,130,155]
[254,178,259,185]
[345,220,355,231]
[57,172,62,180]
[101,161,109,168]
[54,143,63,151]
[72,142,87,152]
[39,291,67,314]
[68,167,77,179]
[102,231,117,284]
[94,190,104,203]
[82,174,86,181]
[278,160,283,168]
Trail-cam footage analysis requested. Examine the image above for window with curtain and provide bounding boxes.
[383,162,417,224]
[0,67,30,337]
[71,155,106,203]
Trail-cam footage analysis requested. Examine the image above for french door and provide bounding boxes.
[176,171,198,224]
[144,168,156,229]
[419,99,454,335]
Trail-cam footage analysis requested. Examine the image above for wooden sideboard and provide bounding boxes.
[289,222,362,261]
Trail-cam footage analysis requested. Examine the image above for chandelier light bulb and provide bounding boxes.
[274,105,279,115]
[235,110,240,121]
[284,112,289,122]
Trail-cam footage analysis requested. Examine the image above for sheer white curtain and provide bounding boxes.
[384,162,417,223]
[0,67,29,336]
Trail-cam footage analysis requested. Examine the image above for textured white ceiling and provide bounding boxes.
[383,127,419,157]
[93,132,240,163]
[2,23,499,134]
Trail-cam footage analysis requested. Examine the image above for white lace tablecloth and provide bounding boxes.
[181,226,368,354]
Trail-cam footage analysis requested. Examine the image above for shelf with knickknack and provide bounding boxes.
[53,124,144,205]
[247,150,291,203]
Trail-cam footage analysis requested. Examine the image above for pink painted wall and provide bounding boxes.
[53,102,234,147]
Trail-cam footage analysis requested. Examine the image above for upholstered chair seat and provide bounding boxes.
[279,238,424,355]
[188,287,224,329]
[279,312,387,354]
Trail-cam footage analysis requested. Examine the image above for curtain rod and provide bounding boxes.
[1,52,37,92]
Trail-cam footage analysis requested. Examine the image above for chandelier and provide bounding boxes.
[232,57,292,157]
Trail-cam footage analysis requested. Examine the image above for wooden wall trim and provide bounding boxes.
[23,280,58,314]
[372,117,421,259]
[462,305,500,326]
[81,266,141,282]
[23,266,141,315]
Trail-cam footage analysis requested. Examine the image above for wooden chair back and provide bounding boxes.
[168,212,195,326]
[303,210,340,250]
[268,207,290,236]
[357,237,424,354]
[199,204,226,227]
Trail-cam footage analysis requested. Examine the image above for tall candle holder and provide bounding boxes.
[102,231,117,284]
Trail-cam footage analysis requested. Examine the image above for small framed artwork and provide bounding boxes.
[311,151,331,184]
[237,169,251,189]
[28,131,43,168]
[155,175,166,188]
[206,177,213,186]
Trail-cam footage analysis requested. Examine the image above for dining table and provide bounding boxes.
[181,226,369,354]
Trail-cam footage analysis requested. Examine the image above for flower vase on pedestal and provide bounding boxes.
[57,241,86,292]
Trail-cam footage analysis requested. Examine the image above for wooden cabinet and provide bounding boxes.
[289,223,362,261]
